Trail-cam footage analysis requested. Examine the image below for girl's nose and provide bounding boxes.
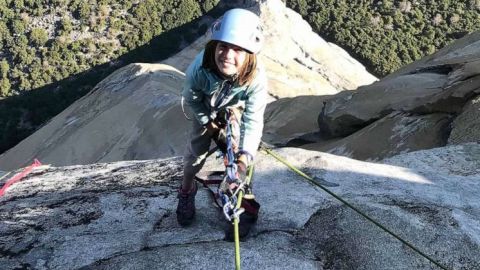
[224,48,235,58]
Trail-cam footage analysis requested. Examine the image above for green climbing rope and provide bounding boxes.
[260,144,449,270]
[233,164,254,270]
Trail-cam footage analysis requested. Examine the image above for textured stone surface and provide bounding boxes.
[256,0,377,97]
[263,95,328,146]
[1,144,479,269]
[318,31,480,138]
[307,112,453,160]
[448,95,480,144]
[0,64,190,171]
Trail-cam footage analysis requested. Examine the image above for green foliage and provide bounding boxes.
[201,0,219,12]
[285,0,480,77]
[60,17,73,35]
[0,78,11,96]
[11,18,26,34]
[76,1,91,23]
[13,0,24,10]
[0,21,10,45]
[161,0,201,29]
[0,0,220,153]
[0,0,212,96]
[0,60,9,77]
[29,28,48,46]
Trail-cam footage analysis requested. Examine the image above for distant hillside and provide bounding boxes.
[285,0,480,77]
[0,0,219,96]
[0,0,224,154]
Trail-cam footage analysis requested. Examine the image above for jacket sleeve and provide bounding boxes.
[182,52,211,126]
[239,67,268,159]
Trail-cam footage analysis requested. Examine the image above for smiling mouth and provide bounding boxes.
[220,59,234,65]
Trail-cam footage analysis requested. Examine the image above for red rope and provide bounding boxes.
[0,159,42,197]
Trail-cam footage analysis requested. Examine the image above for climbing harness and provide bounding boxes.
[259,142,449,270]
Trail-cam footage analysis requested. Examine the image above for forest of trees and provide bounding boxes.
[285,0,480,76]
[0,0,220,97]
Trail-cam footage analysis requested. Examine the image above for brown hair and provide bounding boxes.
[202,40,257,86]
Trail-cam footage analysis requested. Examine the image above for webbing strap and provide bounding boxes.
[260,144,449,270]
[0,159,42,197]
[194,174,223,208]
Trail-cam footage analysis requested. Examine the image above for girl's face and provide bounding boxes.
[214,42,247,76]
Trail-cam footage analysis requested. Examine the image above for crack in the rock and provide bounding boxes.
[153,209,172,230]
[252,228,298,238]
[77,237,227,269]
[409,64,454,75]
[0,240,38,259]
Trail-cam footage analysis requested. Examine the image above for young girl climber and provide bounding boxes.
[177,8,267,241]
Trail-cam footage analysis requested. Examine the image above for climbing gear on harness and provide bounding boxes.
[208,106,241,154]
[210,8,263,54]
[176,182,198,226]
[259,142,450,270]
[192,108,259,270]
[212,81,234,111]
[195,170,224,207]
[216,109,253,222]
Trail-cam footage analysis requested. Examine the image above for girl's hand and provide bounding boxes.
[236,154,248,172]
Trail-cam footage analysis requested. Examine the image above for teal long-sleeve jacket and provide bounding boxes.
[182,50,267,158]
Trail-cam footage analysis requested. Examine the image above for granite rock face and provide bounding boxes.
[1,144,479,269]
[0,64,191,171]
[263,95,329,146]
[262,30,480,160]
[0,1,478,269]
[307,112,452,160]
[318,31,480,139]
[448,95,480,145]
[0,0,376,171]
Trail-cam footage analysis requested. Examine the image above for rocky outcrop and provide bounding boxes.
[448,95,480,144]
[1,144,479,269]
[256,0,377,97]
[318,31,480,139]
[259,30,480,160]
[0,64,191,171]
[1,1,478,268]
[263,95,328,146]
[306,112,452,160]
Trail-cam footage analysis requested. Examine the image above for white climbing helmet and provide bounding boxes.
[210,8,263,54]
